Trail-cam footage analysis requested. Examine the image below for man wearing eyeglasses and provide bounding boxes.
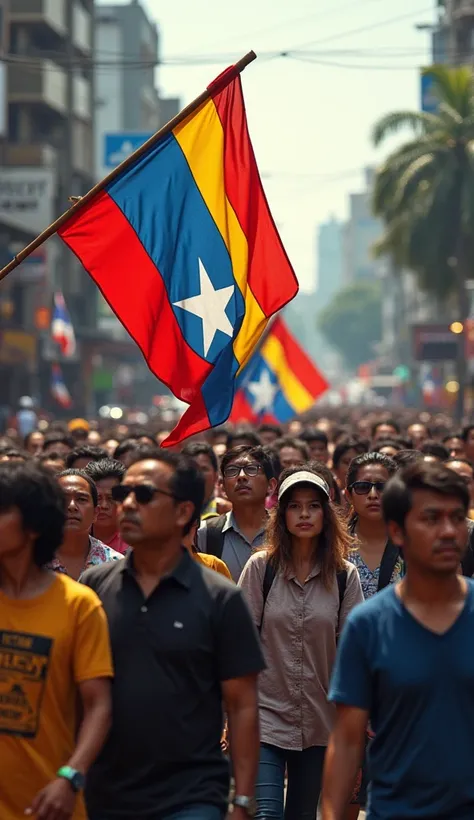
[197,446,277,582]
[80,449,265,820]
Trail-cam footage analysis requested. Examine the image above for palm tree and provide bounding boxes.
[372,66,474,419]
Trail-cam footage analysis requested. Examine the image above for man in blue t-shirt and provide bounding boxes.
[322,460,474,820]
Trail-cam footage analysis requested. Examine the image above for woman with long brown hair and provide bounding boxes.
[239,466,363,820]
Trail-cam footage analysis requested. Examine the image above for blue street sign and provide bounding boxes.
[103,133,153,168]
[420,71,440,115]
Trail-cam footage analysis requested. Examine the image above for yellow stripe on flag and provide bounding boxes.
[262,334,315,413]
[173,100,266,368]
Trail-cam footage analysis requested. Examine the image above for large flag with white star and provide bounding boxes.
[231,317,329,424]
[57,59,298,446]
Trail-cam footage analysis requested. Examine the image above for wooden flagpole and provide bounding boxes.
[0,50,257,283]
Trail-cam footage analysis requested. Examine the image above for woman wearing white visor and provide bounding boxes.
[239,465,363,820]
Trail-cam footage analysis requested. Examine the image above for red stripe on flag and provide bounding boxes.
[270,318,329,395]
[230,390,256,423]
[211,78,298,317]
[59,191,212,402]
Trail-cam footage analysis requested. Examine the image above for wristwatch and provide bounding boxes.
[233,795,257,817]
[57,766,85,792]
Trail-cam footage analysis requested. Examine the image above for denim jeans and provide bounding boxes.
[255,743,326,820]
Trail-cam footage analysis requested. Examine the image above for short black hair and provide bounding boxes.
[273,436,310,461]
[38,450,65,464]
[124,447,205,534]
[372,418,401,437]
[65,445,108,469]
[84,458,126,484]
[382,461,470,529]
[0,462,66,566]
[393,449,424,469]
[128,429,156,446]
[300,428,329,446]
[443,432,464,444]
[226,427,262,449]
[462,424,474,442]
[332,438,368,469]
[221,445,274,481]
[346,451,397,489]
[309,459,342,505]
[43,431,75,452]
[181,441,218,472]
[262,445,282,480]
[58,468,98,507]
[257,423,283,438]
[0,448,30,462]
[207,425,230,442]
[24,430,43,448]
[420,440,450,461]
[373,438,404,454]
[114,439,140,459]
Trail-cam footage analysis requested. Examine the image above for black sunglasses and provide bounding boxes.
[349,480,387,496]
[111,484,176,505]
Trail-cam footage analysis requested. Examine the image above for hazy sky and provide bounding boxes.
[104,0,434,291]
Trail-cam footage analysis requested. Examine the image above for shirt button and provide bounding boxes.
[141,605,148,613]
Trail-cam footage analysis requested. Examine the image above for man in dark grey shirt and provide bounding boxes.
[197,446,276,581]
[82,449,265,820]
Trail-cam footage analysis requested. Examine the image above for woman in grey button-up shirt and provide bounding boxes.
[239,466,363,820]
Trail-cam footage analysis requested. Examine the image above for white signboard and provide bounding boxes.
[0,168,55,235]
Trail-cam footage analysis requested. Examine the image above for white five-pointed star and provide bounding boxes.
[248,369,278,414]
[173,259,234,358]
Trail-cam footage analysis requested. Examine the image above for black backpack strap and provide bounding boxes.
[258,561,276,633]
[336,570,347,636]
[378,541,400,591]
[204,514,227,559]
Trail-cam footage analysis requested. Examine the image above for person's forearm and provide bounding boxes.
[227,702,260,796]
[321,736,363,820]
[66,699,111,774]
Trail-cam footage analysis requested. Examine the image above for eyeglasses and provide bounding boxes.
[111,484,176,505]
[349,480,387,496]
[223,463,263,479]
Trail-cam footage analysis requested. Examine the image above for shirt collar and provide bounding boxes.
[224,510,267,539]
[287,560,321,582]
[121,547,193,589]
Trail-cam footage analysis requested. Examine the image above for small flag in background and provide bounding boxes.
[58,62,298,446]
[51,363,72,409]
[51,292,76,358]
[231,317,329,423]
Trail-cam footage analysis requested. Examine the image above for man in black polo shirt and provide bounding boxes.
[81,449,265,820]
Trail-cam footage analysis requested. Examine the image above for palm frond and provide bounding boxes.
[372,111,443,147]
[423,65,474,117]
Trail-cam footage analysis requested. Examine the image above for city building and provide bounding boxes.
[315,216,343,310]
[95,0,180,181]
[0,0,97,409]
[342,168,383,283]
[423,1,474,66]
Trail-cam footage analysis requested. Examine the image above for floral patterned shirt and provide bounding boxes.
[48,535,124,576]
[347,548,404,599]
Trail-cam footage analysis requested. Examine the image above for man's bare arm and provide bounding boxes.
[321,704,369,820]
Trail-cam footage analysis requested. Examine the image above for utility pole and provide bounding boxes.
[58,0,75,294]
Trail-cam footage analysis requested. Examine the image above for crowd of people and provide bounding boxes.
[1,408,474,820]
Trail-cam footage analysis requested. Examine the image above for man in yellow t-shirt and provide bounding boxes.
[0,461,113,820]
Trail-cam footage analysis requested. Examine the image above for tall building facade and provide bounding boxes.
[315,216,343,310]
[95,0,180,181]
[431,1,474,64]
[343,168,383,283]
[0,0,96,410]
